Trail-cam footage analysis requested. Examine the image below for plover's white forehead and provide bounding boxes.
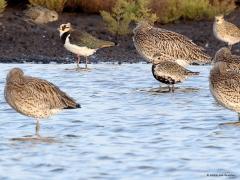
[215,15,224,20]
[59,23,71,31]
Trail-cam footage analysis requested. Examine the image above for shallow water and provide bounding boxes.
[0,63,239,179]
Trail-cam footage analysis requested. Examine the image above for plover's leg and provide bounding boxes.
[168,85,171,92]
[228,44,232,50]
[238,113,240,121]
[77,55,80,69]
[85,57,88,69]
[35,119,40,138]
[172,85,175,93]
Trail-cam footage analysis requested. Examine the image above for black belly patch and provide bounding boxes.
[153,75,181,85]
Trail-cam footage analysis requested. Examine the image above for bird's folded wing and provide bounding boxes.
[70,30,111,49]
[24,77,77,109]
[225,22,240,37]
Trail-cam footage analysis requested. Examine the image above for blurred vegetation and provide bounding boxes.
[2,0,237,23]
[100,0,157,36]
[100,0,133,36]
[131,0,158,23]
[151,0,236,23]
[210,0,236,14]
[65,0,115,12]
[29,0,67,12]
[0,0,7,13]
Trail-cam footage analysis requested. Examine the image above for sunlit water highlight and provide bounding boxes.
[0,63,239,179]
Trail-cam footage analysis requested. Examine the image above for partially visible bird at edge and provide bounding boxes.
[213,47,240,73]
[210,49,240,126]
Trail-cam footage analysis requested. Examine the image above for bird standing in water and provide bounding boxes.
[4,68,81,137]
[58,23,115,70]
[152,61,199,92]
[209,49,240,125]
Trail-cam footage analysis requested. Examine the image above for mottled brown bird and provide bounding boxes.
[213,47,240,73]
[213,15,240,49]
[152,61,199,92]
[24,5,58,24]
[4,68,80,136]
[133,21,211,66]
[209,59,240,125]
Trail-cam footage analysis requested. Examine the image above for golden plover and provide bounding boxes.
[24,5,58,24]
[133,22,211,66]
[209,60,240,125]
[4,68,80,137]
[58,23,115,70]
[213,47,240,72]
[152,61,199,92]
[213,15,240,49]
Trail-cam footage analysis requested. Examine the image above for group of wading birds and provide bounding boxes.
[4,14,240,138]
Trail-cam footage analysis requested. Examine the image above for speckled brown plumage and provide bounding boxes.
[209,61,240,122]
[133,22,211,66]
[213,47,240,73]
[152,61,199,92]
[4,68,80,136]
[5,68,80,118]
[24,5,58,24]
[213,15,240,48]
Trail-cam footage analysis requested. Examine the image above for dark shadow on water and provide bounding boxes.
[10,135,59,143]
[219,121,240,127]
[135,86,199,94]
[64,67,92,72]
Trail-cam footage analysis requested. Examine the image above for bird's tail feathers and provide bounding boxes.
[101,41,116,48]
[64,103,81,109]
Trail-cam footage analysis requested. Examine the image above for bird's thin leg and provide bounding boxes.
[238,113,240,121]
[76,55,80,69]
[85,57,88,69]
[35,119,40,137]
[168,85,171,92]
[228,44,232,50]
[172,85,175,93]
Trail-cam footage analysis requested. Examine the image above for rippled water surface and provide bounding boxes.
[0,63,240,179]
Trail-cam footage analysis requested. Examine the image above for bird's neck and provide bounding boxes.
[61,32,70,44]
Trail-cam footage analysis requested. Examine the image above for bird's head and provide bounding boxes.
[58,23,71,36]
[133,21,152,34]
[215,15,224,23]
[48,10,58,22]
[213,47,231,64]
[6,68,24,82]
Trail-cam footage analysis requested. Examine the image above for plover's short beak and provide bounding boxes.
[57,28,60,31]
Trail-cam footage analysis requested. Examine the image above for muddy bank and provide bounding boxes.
[0,7,240,64]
